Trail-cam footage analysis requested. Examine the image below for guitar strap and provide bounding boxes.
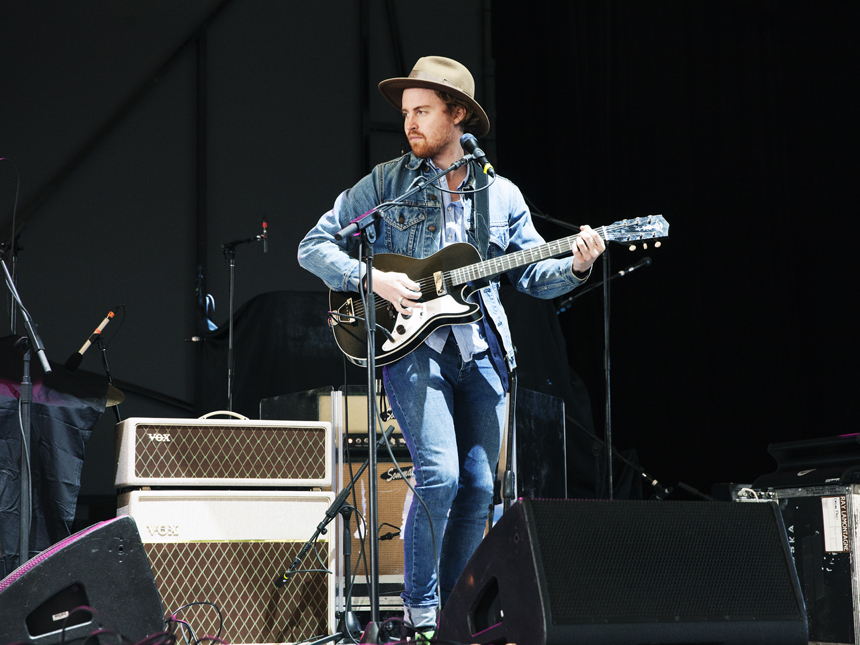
[473,169,490,260]
[471,169,517,387]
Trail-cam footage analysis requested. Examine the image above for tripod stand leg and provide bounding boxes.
[338,506,362,642]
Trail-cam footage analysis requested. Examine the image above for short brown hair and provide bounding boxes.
[435,90,482,135]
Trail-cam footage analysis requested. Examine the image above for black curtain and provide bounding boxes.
[492,1,859,496]
[0,336,107,575]
[194,291,367,419]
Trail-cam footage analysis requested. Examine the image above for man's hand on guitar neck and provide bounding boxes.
[571,225,606,274]
[367,269,423,314]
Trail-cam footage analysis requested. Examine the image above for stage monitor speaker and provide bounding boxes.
[118,489,335,644]
[438,498,808,645]
[0,516,163,645]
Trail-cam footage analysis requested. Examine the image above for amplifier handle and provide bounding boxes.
[198,410,250,420]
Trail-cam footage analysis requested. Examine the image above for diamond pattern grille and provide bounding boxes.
[134,424,326,481]
[146,541,330,644]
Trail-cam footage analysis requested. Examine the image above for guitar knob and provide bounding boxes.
[396,325,406,335]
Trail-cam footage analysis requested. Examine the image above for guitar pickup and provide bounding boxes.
[434,271,447,296]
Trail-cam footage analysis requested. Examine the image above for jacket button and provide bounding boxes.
[428,225,437,233]
[398,215,405,224]
[429,194,438,201]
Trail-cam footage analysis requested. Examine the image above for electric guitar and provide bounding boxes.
[329,215,669,367]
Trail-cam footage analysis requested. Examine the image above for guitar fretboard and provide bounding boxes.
[449,228,606,286]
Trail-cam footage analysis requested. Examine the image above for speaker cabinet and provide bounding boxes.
[342,460,414,608]
[118,489,335,644]
[0,516,163,645]
[438,498,808,645]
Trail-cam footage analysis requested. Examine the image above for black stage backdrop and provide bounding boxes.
[492,1,858,496]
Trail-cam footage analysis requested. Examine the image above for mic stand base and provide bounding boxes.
[359,621,379,644]
[305,610,363,645]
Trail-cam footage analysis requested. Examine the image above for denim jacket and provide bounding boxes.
[298,152,587,371]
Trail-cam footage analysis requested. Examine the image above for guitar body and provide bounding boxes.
[327,214,670,367]
[329,243,484,367]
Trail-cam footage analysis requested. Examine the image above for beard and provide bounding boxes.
[408,134,438,159]
[407,125,460,160]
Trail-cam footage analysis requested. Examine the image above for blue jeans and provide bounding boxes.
[383,338,506,609]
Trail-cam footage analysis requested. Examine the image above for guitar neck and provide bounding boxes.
[449,229,602,286]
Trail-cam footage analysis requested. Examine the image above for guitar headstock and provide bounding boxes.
[604,215,669,243]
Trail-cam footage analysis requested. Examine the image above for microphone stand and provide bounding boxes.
[332,155,474,641]
[273,427,396,645]
[220,230,266,412]
[556,257,652,314]
[565,412,673,500]
[556,254,654,498]
[96,335,122,423]
[601,250,613,500]
[2,253,52,568]
[529,209,620,498]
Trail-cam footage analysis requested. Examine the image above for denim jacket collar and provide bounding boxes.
[408,152,478,191]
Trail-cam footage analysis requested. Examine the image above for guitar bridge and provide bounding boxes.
[434,271,447,296]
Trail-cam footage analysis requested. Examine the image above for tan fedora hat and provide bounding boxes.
[378,56,490,138]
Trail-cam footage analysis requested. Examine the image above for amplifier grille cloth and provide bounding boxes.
[134,424,326,480]
[146,541,329,644]
[344,461,413,577]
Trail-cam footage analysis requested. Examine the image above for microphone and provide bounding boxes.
[617,256,651,277]
[334,207,380,240]
[262,219,268,253]
[65,306,118,371]
[460,133,495,177]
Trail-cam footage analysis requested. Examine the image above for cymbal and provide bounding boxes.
[106,384,125,406]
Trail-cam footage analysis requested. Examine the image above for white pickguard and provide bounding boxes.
[381,294,472,353]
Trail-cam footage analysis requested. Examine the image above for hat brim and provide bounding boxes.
[378,77,491,139]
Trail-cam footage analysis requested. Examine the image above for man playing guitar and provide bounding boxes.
[298,55,605,637]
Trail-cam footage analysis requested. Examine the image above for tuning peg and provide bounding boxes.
[643,243,648,250]
[655,241,662,248]
[628,244,636,251]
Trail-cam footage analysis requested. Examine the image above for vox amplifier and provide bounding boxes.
[115,417,332,488]
[118,489,335,645]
